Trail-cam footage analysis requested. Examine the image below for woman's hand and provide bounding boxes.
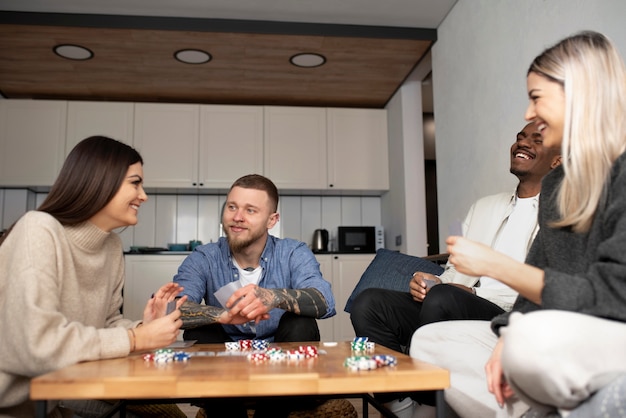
[446,236,498,278]
[485,337,516,407]
[142,282,187,325]
[132,309,183,351]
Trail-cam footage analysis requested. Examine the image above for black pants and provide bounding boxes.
[350,284,505,404]
[183,311,321,343]
[185,312,321,418]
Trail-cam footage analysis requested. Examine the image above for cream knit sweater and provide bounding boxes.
[0,211,135,417]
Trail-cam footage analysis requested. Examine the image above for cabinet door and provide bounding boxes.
[134,103,199,188]
[314,255,334,342]
[66,101,134,154]
[332,254,375,342]
[123,255,186,321]
[264,106,327,189]
[199,105,263,189]
[327,108,389,191]
[0,100,67,187]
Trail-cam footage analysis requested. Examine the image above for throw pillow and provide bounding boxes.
[344,248,444,313]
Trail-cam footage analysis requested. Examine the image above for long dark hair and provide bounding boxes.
[0,136,143,245]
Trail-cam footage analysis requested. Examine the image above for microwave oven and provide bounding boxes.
[337,226,384,253]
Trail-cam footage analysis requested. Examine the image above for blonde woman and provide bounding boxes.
[410,31,626,417]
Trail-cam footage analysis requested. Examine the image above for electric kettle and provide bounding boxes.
[311,229,329,252]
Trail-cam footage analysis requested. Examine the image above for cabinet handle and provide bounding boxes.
[199,183,204,186]
[192,182,197,186]
[329,184,334,188]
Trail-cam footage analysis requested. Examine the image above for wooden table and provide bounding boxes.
[31,341,449,418]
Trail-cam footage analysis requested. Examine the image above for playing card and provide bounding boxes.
[448,219,463,237]
[166,300,176,315]
[214,281,242,308]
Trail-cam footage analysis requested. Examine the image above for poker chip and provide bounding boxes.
[372,354,397,367]
[239,339,253,350]
[252,340,270,350]
[298,345,318,358]
[225,342,239,351]
[286,349,305,360]
[343,352,397,371]
[144,349,191,363]
[225,339,270,351]
[247,352,269,362]
[351,337,375,354]
[173,351,190,362]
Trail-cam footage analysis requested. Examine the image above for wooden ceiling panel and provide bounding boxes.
[0,15,434,107]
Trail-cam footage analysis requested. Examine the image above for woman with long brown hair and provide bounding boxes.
[0,136,187,417]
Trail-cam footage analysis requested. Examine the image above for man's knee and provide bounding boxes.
[351,288,384,318]
[274,312,320,342]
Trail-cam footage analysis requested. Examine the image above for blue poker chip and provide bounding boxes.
[173,351,190,362]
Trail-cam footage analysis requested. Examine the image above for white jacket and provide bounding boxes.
[439,190,539,311]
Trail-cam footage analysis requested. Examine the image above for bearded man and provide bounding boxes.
[174,174,335,344]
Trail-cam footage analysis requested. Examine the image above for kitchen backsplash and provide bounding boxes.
[0,188,381,252]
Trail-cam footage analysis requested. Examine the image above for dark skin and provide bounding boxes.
[410,121,562,301]
[179,184,329,330]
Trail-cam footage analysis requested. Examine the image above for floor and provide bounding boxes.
[177,398,379,417]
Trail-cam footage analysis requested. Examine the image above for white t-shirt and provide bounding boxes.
[480,195,538,290]
[233,259,262,287]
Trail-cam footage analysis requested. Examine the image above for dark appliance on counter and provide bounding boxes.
[311,228,329,253]
[337,226,384,253]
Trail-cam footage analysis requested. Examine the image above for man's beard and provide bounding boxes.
[225,225,265,252]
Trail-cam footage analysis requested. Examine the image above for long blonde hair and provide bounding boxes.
[528,31,626,232]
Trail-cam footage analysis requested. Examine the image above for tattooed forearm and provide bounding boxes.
[255,287,328,318]
[179,300,226,329]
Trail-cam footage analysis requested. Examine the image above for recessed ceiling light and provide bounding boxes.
[53,44,93,61]
[290,53,326,68]
[174,49,212,64]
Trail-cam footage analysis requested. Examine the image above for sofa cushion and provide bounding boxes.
[344,248,445,313]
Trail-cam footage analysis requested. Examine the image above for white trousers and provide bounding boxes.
[502,310,626,412]
[410,320,526,418]
[410,312,626,418]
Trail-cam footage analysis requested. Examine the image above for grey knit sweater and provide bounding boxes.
[492,151,626,334]
[0,211,135,417]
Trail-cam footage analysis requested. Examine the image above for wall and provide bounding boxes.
[383,52,431,257]
[433,0,626,250]
[0,188,381,251]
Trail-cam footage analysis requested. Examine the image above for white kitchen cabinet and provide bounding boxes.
[327,108,389,191]
[0,100,67,187]
[199,105,264,188]
[66,101,134,153]
[133,103,200,188]
[123,254,187,321]
[315,253,375,342]
[264,106,327,190]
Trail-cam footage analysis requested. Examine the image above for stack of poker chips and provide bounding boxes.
[225,339,270,351]
[247,344,319,363]
[344,354,397,371]
[351,336,376,354]
[143,348,190,363]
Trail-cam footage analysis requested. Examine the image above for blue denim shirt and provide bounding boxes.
[173,235,336,341]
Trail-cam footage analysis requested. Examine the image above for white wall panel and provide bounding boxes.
[340,196,361,226]
[198,195,220,244]
[154,195,176,247]
[279,196,301,240]
[176,195,197,244]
